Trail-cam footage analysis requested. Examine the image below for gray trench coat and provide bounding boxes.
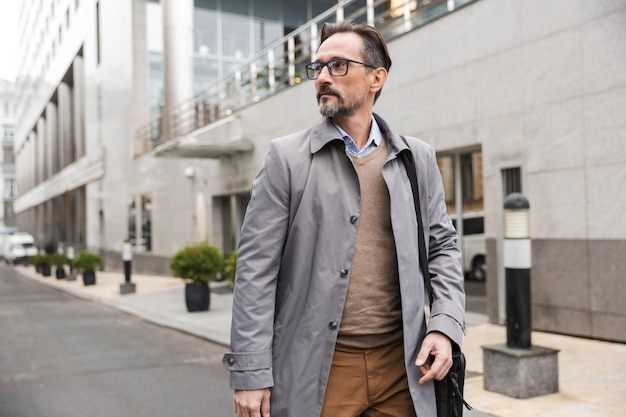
[223,114,466,417]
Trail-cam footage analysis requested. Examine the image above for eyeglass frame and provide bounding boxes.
[305,58,377,80]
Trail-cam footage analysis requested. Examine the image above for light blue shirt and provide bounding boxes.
[334,116,383,158]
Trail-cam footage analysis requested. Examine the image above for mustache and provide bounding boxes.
[317,85,340,101]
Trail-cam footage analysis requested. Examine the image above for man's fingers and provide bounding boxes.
[233,389,270,417]
[414,340,433,367]
[418,354,452,384]
[261,394,271,417]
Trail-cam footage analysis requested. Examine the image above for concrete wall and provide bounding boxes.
[182,0,626,341]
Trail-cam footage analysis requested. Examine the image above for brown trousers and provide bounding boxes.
[320,342,417,417]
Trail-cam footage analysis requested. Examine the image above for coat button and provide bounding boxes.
[350,215,358,224]
[340,269,348,277]
[227,357,235,365]
[328,321,338,330]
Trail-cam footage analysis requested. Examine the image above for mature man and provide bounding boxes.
[223,20,466,417]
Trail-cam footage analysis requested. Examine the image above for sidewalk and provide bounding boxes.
[15,265,626,417]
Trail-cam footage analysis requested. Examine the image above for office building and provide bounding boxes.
[14,0,626,341]
[0,79,17,234]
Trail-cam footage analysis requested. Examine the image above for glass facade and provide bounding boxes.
[146,0,334,123]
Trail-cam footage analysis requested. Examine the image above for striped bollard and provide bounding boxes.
[503,193,531,349]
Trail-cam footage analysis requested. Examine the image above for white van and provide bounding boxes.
[450,212,486,281]
[3,232,38,265]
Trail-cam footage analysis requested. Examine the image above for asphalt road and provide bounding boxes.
[0,264,234,417]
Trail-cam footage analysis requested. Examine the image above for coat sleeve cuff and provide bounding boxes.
[224,350,274,390]
[222,349,272,371]
[229,369,274,391]
[427,301,466,348]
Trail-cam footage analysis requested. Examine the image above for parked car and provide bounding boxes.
[450,212,486,281]
[3,232,38,265]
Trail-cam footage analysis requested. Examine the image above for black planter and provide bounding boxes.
[185,282,210,312]
[41,264,51,277]
[82,270,96,286]
[56,267,66,279]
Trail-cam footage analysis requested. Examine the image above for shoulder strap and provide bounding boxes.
[398,136,434,310]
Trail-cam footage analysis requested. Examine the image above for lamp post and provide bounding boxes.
[67,246,76,281]
[503,192,531,348]
[119,241,136,294]
[184,166,196,241]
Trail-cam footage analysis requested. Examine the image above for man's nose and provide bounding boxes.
[317,64,333,82]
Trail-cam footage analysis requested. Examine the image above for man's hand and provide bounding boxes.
[414,332,453,384]
[233,388,271,417]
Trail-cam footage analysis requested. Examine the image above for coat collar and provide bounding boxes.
[309,113,410,157]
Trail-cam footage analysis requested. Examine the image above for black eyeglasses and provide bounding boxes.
[305,58,376,80]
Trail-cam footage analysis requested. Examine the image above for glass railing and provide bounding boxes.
[135,0,478,154]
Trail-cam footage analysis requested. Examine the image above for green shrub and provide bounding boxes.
[170,243,223,284]
[71,251,102,273]
[223,250,237,288]
[50,254,68,268]
[29,254,44,268]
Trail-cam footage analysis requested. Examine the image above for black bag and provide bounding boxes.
[434,349,470,417]
[398,138,472,417]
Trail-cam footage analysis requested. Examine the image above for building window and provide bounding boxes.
[127,196,152,252]
[5,179,17,198]
[214,193,250,258]
[437,149,486,280]
[502,167,522,196]
[141,195,152,252]
[438,149,484,213]
[127,199,136,249]
[4,148,15,164]
[3,126,14,141]
[4,202,15,223]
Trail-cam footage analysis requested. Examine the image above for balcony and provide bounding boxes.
[135,0,478,158]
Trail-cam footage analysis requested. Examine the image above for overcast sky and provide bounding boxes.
[0,2,18,82]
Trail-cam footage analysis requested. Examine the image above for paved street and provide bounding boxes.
[0,264,233,417]
[4,263,626,417]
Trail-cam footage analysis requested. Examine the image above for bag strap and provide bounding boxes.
[400,136,473,413]
[398,136,434,310]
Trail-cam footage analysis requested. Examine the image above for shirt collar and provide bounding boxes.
[309,114,407,155]
[333,116,382,152]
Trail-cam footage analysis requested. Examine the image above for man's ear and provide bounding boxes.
[370,67,388,94]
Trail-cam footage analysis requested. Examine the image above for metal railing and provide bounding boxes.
[135,0,477,154]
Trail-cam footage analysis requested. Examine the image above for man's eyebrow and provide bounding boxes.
[314,56,345,62]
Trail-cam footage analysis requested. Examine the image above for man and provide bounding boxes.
[223,20,466,417]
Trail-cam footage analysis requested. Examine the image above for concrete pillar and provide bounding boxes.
[36,117,46,185]
[58,82,72,170]
[24,132,33,192]
[76,186,86,245]
[73,55,85,160]
[46,102,58,177]
[162,0,194,139]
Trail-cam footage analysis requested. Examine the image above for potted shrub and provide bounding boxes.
[38,254,53,277]
[223,250,237,290]
[72,251,102,286]
[50,254,68,279]
[170,243,223,312]
[29,254,44,274]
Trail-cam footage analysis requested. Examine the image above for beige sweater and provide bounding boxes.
[337,138,403,349]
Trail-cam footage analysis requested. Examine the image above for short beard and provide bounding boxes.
[317,91,366,119]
